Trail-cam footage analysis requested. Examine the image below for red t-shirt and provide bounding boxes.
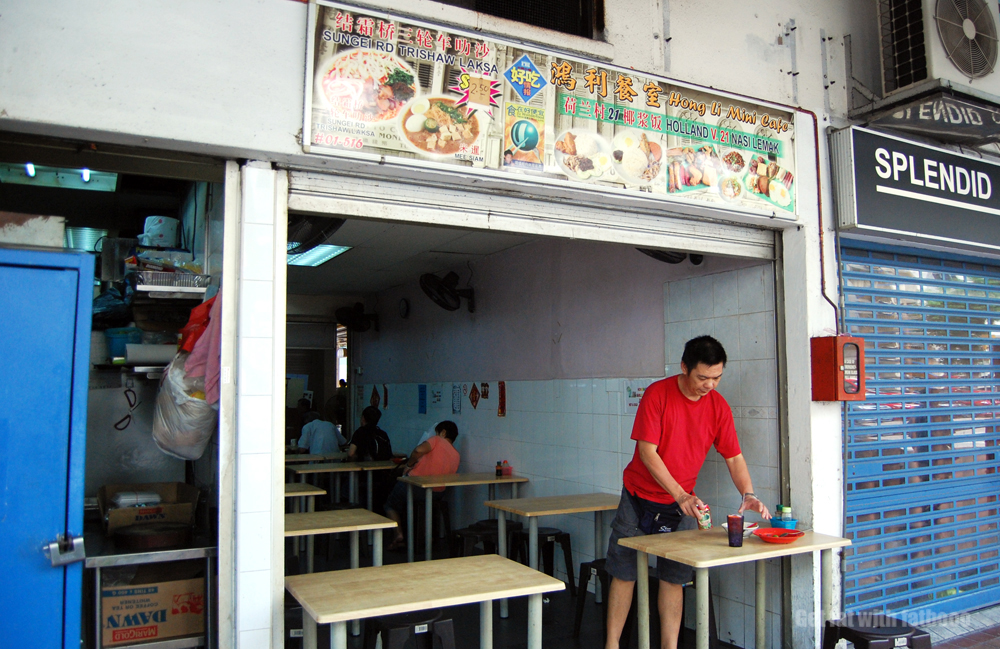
[622,375,741,504]
[410,435,460,492]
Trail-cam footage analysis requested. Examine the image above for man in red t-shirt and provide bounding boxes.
[604,336,771,649]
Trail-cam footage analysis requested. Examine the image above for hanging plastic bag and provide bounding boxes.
[178,296,217,352]
[152,351,218,460]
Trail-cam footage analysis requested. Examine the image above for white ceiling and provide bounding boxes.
[286,216,536,296]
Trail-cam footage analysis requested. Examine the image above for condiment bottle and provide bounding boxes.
[502,460,511,476]
[781,506,792,521]
[496,461,503,478]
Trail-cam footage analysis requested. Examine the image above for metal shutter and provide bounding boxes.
[841,244,1000,617]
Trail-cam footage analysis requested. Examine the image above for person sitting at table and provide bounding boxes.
[346,406,393,461]
[297,411,346,455]
[383,420,460,551]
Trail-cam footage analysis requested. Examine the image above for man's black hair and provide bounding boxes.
[435,420,459,442]
[297,398,311,410]
[681,335,727,370]
[362,406,382,426]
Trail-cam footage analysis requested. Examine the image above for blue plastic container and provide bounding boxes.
[771,518,798,530]
[104,327,142,359]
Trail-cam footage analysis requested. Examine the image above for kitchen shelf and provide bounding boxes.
[85,532,216,649]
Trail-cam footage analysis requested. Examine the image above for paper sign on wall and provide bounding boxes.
[418,384,427,414]
[452,383,462,415]
[624,381,649,414]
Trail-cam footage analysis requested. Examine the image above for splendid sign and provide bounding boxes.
[874,146,993,199]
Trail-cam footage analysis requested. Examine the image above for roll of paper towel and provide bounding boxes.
[139,216,180,248]
[125,343,178,364]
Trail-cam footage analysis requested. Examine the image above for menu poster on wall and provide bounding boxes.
[624,381,650,414]
[304,1,797,218]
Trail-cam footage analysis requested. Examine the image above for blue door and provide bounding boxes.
[0,248,94,648]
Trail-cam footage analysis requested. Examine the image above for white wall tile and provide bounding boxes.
[716,360,741,407]
[714,315,741,361]
[237,395,272,454]
[577,379,593,414]
[740,360,777,408]
[238,629,272,649]
[713,271,740,317]
[237,569,272,632]
[739,311,774,361]
[237,511,271,572]
[689,275,715,319]
[720,597,746,647]
[738,265,774,314]
[238,337,273,397]
[242,167,276,226]
[666,279,692,323]
[238,280,274,339]
[237,453,272,514]
[240,223,274,282]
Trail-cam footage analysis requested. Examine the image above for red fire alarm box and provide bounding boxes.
[811,335,866,401]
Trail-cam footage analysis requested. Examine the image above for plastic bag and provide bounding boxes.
[178,296,217,352]
[152,352,218,460]
[92,286,132,329]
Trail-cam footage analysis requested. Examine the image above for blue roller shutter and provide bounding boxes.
[841,244,1000,617]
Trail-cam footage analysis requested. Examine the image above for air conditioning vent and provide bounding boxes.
[877,0,1000,97]
[879,0,929,94]
[934,0,998,78]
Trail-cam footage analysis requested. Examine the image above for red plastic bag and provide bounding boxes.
[178,296,216,352]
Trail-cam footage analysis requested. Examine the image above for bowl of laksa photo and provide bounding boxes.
[398,96,482,158]
[315,49,416,122]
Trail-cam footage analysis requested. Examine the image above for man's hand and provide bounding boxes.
[675,492,705,519]
[737,493,771,519]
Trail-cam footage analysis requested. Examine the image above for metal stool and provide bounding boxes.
[512,527,576,596]
[823,615,932,649]
[450,521,523,557]
[362,608,456,649]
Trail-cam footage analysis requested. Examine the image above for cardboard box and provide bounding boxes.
[97,482,199,534]
[101,560,205,647]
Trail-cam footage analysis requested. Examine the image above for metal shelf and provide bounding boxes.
[136,284,207,294]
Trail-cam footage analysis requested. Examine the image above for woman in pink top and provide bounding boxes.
[384,421,460,551]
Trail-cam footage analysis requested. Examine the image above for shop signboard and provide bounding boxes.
[831,126,1000,252]
[303,1,798,219]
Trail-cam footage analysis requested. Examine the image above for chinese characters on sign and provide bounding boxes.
[305,1,797,217]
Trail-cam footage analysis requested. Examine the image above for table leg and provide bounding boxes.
[307,496,316,571]
[425,487,434,562]
[406,483,415,563]
[303,613,317,649]
[330,621,347,649]
[512,482,518,498]
[594,511,604,604]
[498,513,509,619]
[374,529,383,567]
[367,472,374,546]
[335,475,341,503]
[480,600,493,649]
[349,472,357,505]
[488,484,496,519]
[637,551,649,649]
[756,560,766,649]
[821,548,835,623]
[527,593,542,649]
[528,517,539,570]
[94,566,102,649]
[696,567,709,649]
[350,531,360,636]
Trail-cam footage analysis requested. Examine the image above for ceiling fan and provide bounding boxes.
[287,215,345,255]
[420,271,475,313]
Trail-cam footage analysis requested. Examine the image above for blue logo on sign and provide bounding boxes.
[504,54,546,103]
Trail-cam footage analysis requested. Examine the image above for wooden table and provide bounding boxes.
[291,460,397,511]
[284,483,328,559]
[398,473,529,563]
[285,452,348,463]
[485,492,620,617]
[619,528,851,649]
[285,554,564,649]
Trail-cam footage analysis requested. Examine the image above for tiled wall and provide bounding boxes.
[372,264,782,649]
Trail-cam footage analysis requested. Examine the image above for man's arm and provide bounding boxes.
[723,453,771,518]
[637,440,704,518]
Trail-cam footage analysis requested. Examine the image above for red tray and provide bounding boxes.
[753,528,804,544]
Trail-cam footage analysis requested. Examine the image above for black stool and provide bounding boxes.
[412,497,452,548]
[823,615,932,649]
[512,527,576,596]
[450,521,523,557]
[363,608,456,649]
[573,560,718,649]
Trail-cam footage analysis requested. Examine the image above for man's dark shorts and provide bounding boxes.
[605,487,696,584]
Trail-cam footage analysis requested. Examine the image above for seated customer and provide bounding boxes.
[347,406,393,461]
[297,412,346,455]
[384,420,460,551]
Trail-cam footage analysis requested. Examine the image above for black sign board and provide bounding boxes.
[869,92,1000,145]
[832,127,1000,252]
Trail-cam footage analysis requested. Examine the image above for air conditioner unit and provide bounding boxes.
[878,0,1000,97]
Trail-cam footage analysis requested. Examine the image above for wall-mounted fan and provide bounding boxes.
[637,248,687,264]
[287,215,346,255]
[420,272,475,313]
[935,0,998,79]
[335,302,379,332]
